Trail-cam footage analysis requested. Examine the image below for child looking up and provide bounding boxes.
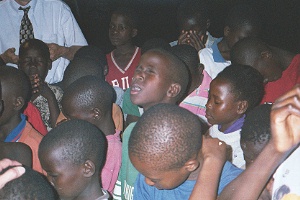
[231,37,300,104]
[129,104,242,199]
[61,76,122,193]
[171,0,217,51]
[113,48,189,200]
[106,7,141,90]
[39,119,109,200]
[0,66,44,173]
[200,4,261,79]
[206,64,264,168]
[18,39,62,131]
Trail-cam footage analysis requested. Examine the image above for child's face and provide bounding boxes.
[241,139,268,168]
[130,154,190,190]
[109,13,136,47]
[18,48,50,81]
[179,16,207,37]
[40,148,87,200]
[225,24,259,49]
[205,78,242,130]
[130,51,173,111]
[0,80,18,126]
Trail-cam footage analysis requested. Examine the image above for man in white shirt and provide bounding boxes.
[0,0,88,83]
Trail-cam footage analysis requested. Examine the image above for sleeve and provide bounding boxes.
[133,174,152,200]
[122,88,140,117]
[112,176,122,200]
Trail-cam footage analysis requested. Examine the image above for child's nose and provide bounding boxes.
[144,177,155,186]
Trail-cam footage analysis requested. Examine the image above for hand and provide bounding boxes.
[200,135,227,164]
[0,159,25,189]
[47,43,67,61]
[270,84,300,153]
[1,48,19,64]
[30,74,53,98]
[178,30,206,51]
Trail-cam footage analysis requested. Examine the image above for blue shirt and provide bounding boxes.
[133,161,243,200]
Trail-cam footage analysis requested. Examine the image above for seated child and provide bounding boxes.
[38,119,109,200]
[231,37,300,104]
[106,7,141,90]
[170,0,218,51]
[23,102,47,135]
[0,142,32,167]
[206,64,264,168]
[218,85,300,200]
[0,165,58,200]
[57,56,124,131]
[199,4,261,79]
[18,39,62,131]
[113,48,189,200]
[0,66,44,173]
[61,76,122,193]
[129,104,242,199]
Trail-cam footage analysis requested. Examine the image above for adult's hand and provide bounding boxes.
[1,48,19,64]
[0,159,25,189]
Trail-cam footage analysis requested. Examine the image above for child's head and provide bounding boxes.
[0,165,58,200]
[18,39,52,81]
[62,57,106,91]
[231,37,282,83]
[61,76,114,129]
[129,104,202,190]
[109,7,138,47]
[130,48,189,110]
[38,119,107,200]
[205,64,264,130]
[0,66,31,125]
[223,4,261,49]
[0,142,32,167]
[177,0,210,37]
[73,45,107,67]
[240,104,272,167]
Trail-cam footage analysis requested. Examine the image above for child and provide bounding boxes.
[231,37,300,104]
[106,7,141,90]
[170,0,217,51]
[0,66,44,173]
[206,64,264,168]
[18,39,62,131]
[0,142,32,167]
[38,119,109,200]
[0,165,58,200]
[218,85,300,200]
[61,76,122,193]
[199,4,261,79]
[113,48,189,200]
[129,104,242,199]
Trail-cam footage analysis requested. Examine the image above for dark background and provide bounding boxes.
[64,0,300,53]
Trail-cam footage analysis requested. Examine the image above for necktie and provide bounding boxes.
[19,6,34,45]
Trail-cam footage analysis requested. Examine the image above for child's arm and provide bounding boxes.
[218,85,300,200]
[189,135,227,200]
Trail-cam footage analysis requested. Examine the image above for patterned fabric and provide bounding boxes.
[19,6,34,44]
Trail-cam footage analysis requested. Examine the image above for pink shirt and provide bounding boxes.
[101,130,122,193]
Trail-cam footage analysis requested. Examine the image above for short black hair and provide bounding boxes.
[74,45,107,66]
[177,0,209,27]
[62,75,114,116]
[241,104,272,145]
[0,166,58,200]
[62,57,106,90]
[0,65,31,105]
[39,119,107,170]
[112,6,139,29]
[225,4,261,32]
[129,104,202,170]
[19,38,50,60]
[141,38,171,54]
[231,37,270,67]
[148,48,189,102]
[216,64,264,112]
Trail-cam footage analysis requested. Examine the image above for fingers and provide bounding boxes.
[0,159,25,189]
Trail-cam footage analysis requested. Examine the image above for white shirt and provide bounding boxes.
[0,0,88,83]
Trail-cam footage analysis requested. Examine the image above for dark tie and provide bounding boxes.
[19,6,34,45]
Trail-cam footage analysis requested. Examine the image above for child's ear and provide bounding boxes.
[184,157,199,172]
[167,83,181,98]
[92,107,102,121]
[206,19,211,29]
[261,51,272,60]
[237,100,248,114]
[103,65,108,76]
[131,28,138,38]
[223,26,230,37]
[13,97,25,111]
[82,160,95,178]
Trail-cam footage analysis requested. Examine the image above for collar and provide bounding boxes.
[4,114,26,142]
[219,114,245,134]
[12,0,36,12]
[211,37,226,63]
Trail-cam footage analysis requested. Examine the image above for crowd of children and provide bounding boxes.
[0,0,299,199]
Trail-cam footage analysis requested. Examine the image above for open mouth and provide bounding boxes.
[130,84,142,94]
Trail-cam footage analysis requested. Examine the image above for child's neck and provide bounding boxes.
[114,43,136,55]
[219,114,244,133]
[217,39,231,61]
[269,46,296,71]
[74,177,104,200]
[0,114,22,141]
[188,73,203,94]
[96,116,116,136]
